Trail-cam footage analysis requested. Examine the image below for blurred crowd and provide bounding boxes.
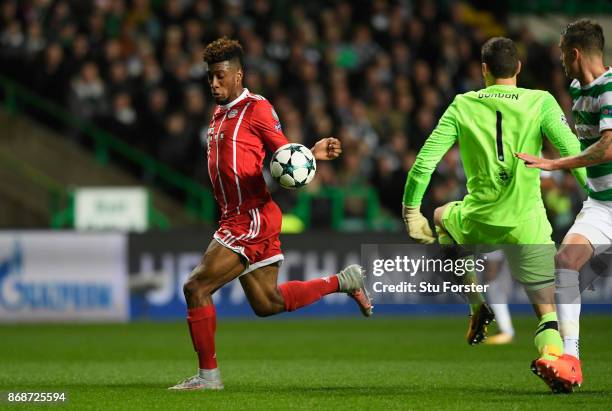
[0,0,585,237]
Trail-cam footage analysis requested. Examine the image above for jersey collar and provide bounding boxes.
[579,67,612,89]
[486,84,517,89]
[219,88,249,111]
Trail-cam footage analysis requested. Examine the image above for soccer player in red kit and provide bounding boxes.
[169,38,373,391]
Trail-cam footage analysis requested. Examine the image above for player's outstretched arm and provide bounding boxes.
[311,137,342,160]
[402,98,459,244]
[517,130,612,171]
[514,152,556,170]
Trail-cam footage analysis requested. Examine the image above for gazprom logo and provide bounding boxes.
[0,241,113,312]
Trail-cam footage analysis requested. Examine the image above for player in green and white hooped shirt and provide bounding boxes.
[517,19,612,391]
[403,37,587,390]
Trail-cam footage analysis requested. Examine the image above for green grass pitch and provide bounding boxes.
[1,315,611,410]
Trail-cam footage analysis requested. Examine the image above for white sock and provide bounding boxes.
[563,336,580,359]
[490,303,514,336]
[199,368,220,379]
[485,271,514,336]
[555,268,581,358]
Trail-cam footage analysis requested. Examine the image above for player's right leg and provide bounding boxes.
[434,202,495,345]
[169,240,246,391]
[527,296,573,393]
[554,234,592,378]
[551,197,612,389]
[503,217,580,393]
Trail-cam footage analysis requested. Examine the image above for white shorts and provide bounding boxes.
[566,197,612,255]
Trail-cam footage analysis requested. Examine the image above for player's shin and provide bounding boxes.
[278,276,339,311]
[555,268,581,358]
[487,276,515,338]
[187,305,218,371]
[462,270,487,313]
[434,225,485,311]
[534,311,563,360]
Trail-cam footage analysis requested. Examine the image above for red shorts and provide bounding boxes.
[213,200,283,275]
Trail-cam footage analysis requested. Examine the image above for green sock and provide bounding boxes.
[462,269,486,314]
[534,312,563,360]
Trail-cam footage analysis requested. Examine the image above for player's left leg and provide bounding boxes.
[239,263,372,317]
[435,201,495,345]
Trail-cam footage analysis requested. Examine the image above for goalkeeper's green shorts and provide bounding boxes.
[441,201,555,291]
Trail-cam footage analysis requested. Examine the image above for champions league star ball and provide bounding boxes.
[270,143,316,189]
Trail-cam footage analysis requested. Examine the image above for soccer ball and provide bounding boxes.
[270,143,316,189]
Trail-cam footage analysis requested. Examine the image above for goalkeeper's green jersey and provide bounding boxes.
[403,84,587,227]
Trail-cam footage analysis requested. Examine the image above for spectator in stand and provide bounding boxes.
[35,42,67,105]
[0,0,585,235]
[104,91,138,146]
[140,87,168,155]
[157,111,197,177]
[69,61,106,124]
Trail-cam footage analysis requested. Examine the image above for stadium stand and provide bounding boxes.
[0,0,587,236]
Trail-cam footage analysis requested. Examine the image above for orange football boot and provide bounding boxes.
[531,351,581,393]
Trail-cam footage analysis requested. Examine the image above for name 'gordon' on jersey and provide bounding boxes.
[206,88,288,217]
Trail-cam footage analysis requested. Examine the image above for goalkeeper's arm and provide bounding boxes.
[534,92,588,190]
[403,99,459,243]
[403,205,435,244]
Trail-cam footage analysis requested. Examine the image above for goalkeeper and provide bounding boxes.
[402,37,587,385]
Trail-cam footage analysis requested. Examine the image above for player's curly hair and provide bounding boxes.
[562,19,604,54]
[203,37,244,68]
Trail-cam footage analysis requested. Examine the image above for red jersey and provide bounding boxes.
[206,88,288,218]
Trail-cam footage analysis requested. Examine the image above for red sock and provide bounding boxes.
[278,275,339,312]
[187,305,217,370]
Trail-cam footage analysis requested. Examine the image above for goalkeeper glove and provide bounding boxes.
[402,205,435,244]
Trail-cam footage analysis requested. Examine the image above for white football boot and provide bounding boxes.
[168,369,224,391]
[337,264,374,317]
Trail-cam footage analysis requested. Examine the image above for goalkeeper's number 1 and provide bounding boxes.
[496,110,504,161]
